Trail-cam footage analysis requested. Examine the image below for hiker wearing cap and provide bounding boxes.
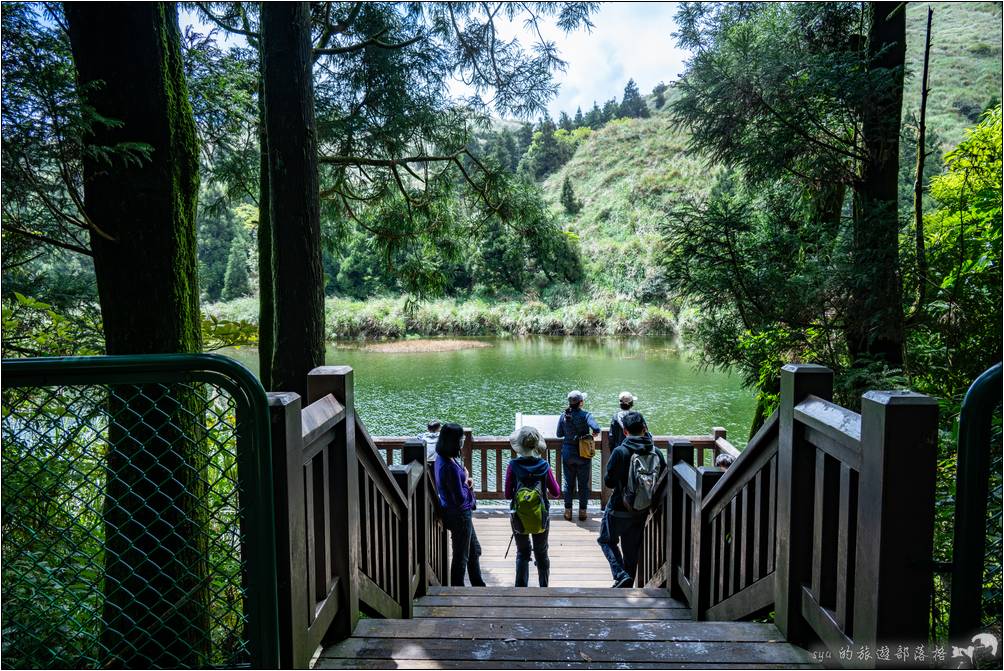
[598,411,666,587]
[435,422,487,587]
[505,426,561,587]
[556,390,600,522]
[418,419,442,462]
[609,391,637,450]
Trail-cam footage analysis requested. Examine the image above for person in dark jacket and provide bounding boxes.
[434,422,486,587]
[608,391,637,450]
[556,390,600,521]
[597,411,666,587]
[505,426,561,587]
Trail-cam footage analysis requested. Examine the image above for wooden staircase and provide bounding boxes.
[316,586,818,669]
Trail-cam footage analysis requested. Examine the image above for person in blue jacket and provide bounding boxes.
[434,422,486,587]
[556,390,600,521]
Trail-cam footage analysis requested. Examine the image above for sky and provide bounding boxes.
[183,2,692,121]
[534,2,690,119]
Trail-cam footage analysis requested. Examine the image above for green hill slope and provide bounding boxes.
[543,1,1002,297]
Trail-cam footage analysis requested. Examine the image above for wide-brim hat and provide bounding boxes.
[567,390,587,403]
[510,425,544,457]
[618,391,636,404]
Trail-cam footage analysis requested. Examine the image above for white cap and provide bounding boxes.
[619,391,636,404]
[567,390,586,402]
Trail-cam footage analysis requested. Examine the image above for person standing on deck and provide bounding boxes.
[608,391,637,450]
[435,422,487,587]
[556,390,600,521]
[418,419,442,462]
[505,426,561,587]
[598,411,666,588]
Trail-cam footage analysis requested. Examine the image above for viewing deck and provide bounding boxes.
[473,510,612,588]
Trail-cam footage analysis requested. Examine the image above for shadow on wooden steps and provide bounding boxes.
[317,586,818,669]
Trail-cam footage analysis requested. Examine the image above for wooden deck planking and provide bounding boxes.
[471,510,615,587]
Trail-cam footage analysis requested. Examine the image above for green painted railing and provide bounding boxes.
[1,354,279,669]
[950,362,1003,640]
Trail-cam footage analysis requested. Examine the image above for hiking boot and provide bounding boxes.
[578,509,588,521]
[563,508,572,521]
[614,574,634,588]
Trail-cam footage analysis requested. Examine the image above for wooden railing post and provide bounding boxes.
[600,428,611,507]
[691,466,724,620]
[775,364,833,644]
[667,440,694,602]
[462,428,474,485]
[854,391,938,650]
[390,465,416,619]
[307,366,359,642]
[402,439,429,598]
[267,392,309,668]
[711,427,726,466]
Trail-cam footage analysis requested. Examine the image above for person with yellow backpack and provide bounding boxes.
[505,426,561,587]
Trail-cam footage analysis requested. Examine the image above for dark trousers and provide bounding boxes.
[597,505,646,582]
[514,528,550,587]
[562,459,592,509]
[443,509,486,587]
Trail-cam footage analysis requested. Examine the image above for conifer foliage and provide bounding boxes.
[560,176,582,215]
[619,78,650,118]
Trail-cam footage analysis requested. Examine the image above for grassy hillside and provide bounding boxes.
[543,2,1002,296]
[905,2,1003,147]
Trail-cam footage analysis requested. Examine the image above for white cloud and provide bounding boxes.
[542,2,690,118]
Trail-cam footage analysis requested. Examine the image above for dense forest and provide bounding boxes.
[2,2,1001,407]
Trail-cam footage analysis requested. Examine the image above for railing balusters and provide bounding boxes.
[835,464,857,632]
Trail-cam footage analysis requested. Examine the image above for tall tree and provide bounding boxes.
[573,106,584,127]
[848,2,906,366]
[560,175,582,214]
[261,2,324,399]
[64,2,208,665]
[619,78,650,118]
[558,110,573,131]
[652,82,668,109]
[222,231,251,300]
[671,2,909,383]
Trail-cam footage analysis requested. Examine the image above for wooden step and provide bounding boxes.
[319,635,816,667]
[426,585,671,598]
[351,616,787,642]
[317,586,819,669]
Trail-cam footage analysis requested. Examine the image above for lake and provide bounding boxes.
[224,336,755,448]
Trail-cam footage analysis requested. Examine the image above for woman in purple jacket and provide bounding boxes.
[434,423,486,587]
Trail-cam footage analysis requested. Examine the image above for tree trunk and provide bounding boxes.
[257,71,274,389]
[909,7,934,320]
[261,2,325,399]
[848,2,906,369]
[65,3,209,665]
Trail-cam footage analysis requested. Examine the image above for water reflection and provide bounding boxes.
[224,336,754,447]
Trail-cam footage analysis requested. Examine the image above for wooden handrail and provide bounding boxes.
[640,365,939,668]
[375,430,727,507]
[702,411,778,515]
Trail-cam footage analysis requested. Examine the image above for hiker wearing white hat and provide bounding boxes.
[609,392,637,450]
[504,426,561,586]
[555,390,600,521]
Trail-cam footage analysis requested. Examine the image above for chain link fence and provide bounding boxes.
[1,356,277,669]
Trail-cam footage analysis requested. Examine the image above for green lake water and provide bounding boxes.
[224,336,755,448]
